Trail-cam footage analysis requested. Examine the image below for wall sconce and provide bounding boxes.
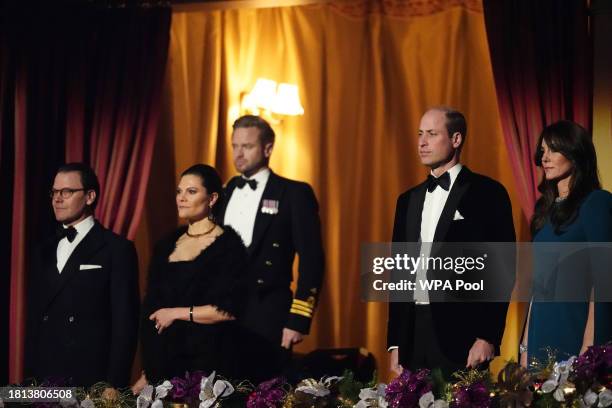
[241,78,304,123]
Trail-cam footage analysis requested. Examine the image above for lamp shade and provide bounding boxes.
[272,83,304,115]
[248,78,277,111]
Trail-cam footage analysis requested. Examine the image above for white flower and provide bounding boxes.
[540,357,576,402]
[598,389,612,408]
[155,380,173,399]
[136,381,172,408]
[580,389,612,408]
[296,383,330,397]
[295,376,343,398]
[199,371,235,408]
[582,389,599,407]
[80,398,95,408]
[295,379,329,397]
[323,376,343,387]
[541,380,558,393]
[137,385,155,408]
[553,388,566,403]
[419,391,449,408]
[355,384,388,408]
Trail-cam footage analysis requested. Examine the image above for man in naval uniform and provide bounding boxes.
[220,115,325,380]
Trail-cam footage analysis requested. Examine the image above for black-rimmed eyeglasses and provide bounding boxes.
[49,188,86,199]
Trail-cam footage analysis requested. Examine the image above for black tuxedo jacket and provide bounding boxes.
[220,171,324,337]
[25,221,139,387]
[387,166,515,365]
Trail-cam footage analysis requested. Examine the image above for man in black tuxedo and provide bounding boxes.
[220,115,324,379]
[387,108,515,378]
[25,163,139,388]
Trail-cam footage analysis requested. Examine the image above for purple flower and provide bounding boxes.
[451,381,491,408]
[247,377,287,408]
[385,369,432,408]
[169,371,205,403]
[571,344,612,388]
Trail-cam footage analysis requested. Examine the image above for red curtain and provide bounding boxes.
[483,0,592,222]
[1,4,170,383]
[62,11,170,238]
[1,27,16,385]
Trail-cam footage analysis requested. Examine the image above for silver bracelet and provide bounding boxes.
[519,344,528,354]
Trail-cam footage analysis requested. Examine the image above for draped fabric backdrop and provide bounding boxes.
[2,5,170,383]
[0,21,17,384]
[134,0,530,382]
[483,0,592,222]
[63,11,171,239]
[9,0,591,385]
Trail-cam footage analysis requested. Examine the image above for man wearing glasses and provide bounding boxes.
[25,163,139,389]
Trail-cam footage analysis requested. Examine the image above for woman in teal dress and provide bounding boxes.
[521,120,612,364]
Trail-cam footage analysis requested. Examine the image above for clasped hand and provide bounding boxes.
[149,308,179,334]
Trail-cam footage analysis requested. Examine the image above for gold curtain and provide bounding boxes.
[135,0,530,382]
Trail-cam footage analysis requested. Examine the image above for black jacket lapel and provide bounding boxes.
[406,183,427,242]
[39,238,60,297]
[248,171,284,256]
[433,166,472,242]
[220,177,239,224]
[44,222,106,309]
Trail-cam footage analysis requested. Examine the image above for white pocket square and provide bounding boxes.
[453,210,465,221]
[79,264,102,270]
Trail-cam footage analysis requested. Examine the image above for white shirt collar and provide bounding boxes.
[64,215,95,235]
[243,167,270,186]
[56,215,95,273]
[430,163,463,190]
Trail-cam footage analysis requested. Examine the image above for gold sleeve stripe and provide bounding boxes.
[290,308,312,318]
[292,299,313,308]
[291,300,311,307]
[290,304,313,313]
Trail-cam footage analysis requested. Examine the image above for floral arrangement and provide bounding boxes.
[7,344,610,408]
[246,377,288,407]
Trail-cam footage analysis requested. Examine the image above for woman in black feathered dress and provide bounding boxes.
[133,164,249,390]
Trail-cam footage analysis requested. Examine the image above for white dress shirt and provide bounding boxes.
[388,163,464,351]
[414,163,463,304]
[223,168,271,247]
[56,215,95,273]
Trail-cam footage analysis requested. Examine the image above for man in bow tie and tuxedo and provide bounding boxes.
[220,115,324,380]
[387,108,515,378]
[25,163,139,388]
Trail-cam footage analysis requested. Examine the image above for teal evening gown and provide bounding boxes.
[528,190,612,362]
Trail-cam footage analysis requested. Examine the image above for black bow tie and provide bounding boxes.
[426,172,451,193]
[236,177,258,190]
[57,226,77,243]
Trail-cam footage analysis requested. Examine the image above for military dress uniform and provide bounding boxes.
[221,168,324,378]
